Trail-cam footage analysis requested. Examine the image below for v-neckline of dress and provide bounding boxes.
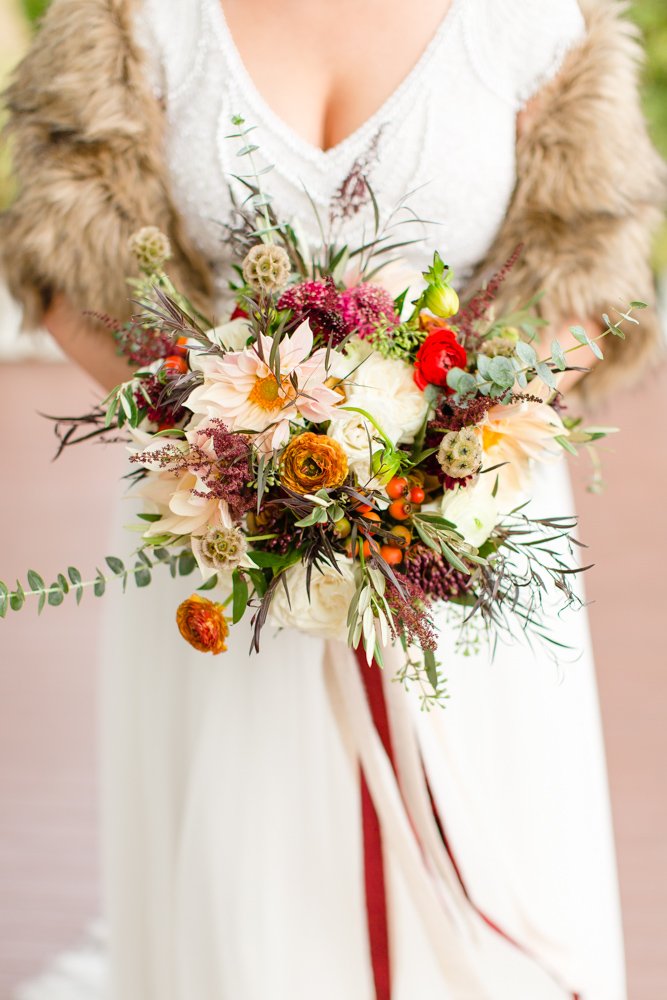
[207,0,466,163]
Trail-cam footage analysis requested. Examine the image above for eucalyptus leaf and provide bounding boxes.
[27,570,45,593]
[550,340,567,371]
[10,582,25,612]
[514,341,538,367]
[0,581,8,618]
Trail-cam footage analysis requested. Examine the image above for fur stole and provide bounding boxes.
[1,0,665,404]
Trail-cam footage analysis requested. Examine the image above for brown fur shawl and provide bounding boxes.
[1,0,665,403]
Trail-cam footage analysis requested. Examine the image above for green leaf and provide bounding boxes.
[137,513,163,523]
[439,540,471,575]
[550,339,567,371]
[535,361,557,389]
[133,565,152,588]
[232,571,249,624]
[0,580,9,618]
[555,434,578,456]
[488,356,515,388]
[424,649,439,693]
[10,582,25,612]
[94,572,106,597]
[570,325,589,344]
[68,566,83,605]
[27,570,46,593]
[105,556,125,576]
[249,550,292,569]
[248,567,269,597]
[57,574,70,594]
[629,300,648,309]
[515,341,538,367]
[178,551,197,576]
[198,574,219,592]
[48,585,64,607]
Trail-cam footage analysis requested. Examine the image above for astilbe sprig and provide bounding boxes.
[131,420,254,522]
[385,573,438,652]
[455,245,524,349]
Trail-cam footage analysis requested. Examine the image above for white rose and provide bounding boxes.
[347,351,430,443]
[268,556,357,641]
[440,481,500,549]
[328,406,401,483]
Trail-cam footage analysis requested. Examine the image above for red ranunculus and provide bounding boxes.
[414,326,467,392]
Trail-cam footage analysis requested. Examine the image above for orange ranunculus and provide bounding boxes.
[281,432,349,494]
[176,594,229,654]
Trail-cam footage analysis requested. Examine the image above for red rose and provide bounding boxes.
[414,327,467,392]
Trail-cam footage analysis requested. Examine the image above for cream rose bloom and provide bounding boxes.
[268,556,357,641]
[327,405,401,483]
[346,350,430,444]
[440,481,500,549]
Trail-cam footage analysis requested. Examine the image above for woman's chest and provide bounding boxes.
[157,0,519,302]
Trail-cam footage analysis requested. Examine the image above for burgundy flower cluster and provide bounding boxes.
[400,545,473,602]
[190,420,254,521]
[278,278,399,345]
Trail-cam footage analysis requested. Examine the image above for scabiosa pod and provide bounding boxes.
[242,243,290,293]
[437,427,483,479]
[128,226,172,274]
[193,526,249,575]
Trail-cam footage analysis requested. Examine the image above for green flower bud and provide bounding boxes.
[423,282,460,320]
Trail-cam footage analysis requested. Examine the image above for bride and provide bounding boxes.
[2,1,664,997]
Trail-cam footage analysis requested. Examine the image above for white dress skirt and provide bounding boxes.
[16,0,627,996]
[90,460,624,1000]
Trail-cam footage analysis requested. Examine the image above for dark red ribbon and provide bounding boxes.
[354,647,582,1000]
[355,645,394,1000]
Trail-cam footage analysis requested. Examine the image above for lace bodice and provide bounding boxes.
[136,0,584,311]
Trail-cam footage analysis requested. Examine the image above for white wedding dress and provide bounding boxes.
[17,1,626,998]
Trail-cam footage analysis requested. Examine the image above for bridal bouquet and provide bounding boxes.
[0,120,641,704]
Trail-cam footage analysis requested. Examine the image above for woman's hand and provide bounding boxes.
[44,293,136,393]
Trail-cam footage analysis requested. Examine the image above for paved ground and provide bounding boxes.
[0,360,666,999]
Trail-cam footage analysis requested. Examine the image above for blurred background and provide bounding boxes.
[0,1,666,998]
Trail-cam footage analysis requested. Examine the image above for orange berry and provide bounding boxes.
[386,476,409,500]
[163,354,188,375]
[173,336,189,357]
[409,485,425,505]
[354,500,372,514]
[360,511,381,526]
[389,525,412,547]
[380,545,403,565]
[349,538,373,558]
[388,499,412,521]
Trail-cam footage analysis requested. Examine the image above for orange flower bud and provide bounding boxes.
[176,595,229,655]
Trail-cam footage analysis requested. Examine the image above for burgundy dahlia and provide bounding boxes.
[277,277,347,343]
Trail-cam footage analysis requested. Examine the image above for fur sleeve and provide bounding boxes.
[469,0,667,405]
[0,0,213,330]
